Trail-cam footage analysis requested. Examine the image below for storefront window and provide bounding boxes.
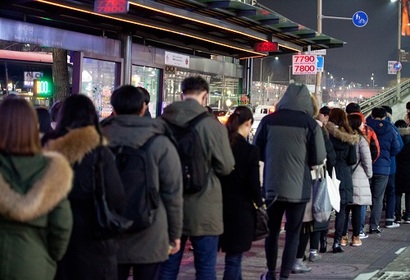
[164,70,239,111]
[131,65,160,117]
[81,58,117,118]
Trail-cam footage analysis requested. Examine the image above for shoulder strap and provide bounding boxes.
[188,112,210,127]
[93,145,106,196]
[352,159,361,173]
[140,135,158,151]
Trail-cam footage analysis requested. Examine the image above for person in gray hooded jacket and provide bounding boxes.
[254,83,326,280]
[101,85,183,280]
[159,76,235,280]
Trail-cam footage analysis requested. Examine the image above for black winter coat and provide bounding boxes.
[326,122,359,205]
[219,135,263,254]
[396,128,410,194]
[45,126,125,280]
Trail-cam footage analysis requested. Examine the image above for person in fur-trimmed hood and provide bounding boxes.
[325,108,359,253]
[0,98,73,280]
[394,120,410,223]
[43,95,126,280]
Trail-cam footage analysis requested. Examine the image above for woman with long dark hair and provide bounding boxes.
[326,108,359,253]
[219,106,264,280]
[345,114,373,246]
[0,98,73,280]
[44,94,125,280]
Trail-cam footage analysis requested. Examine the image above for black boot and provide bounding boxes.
[332,240,344,253]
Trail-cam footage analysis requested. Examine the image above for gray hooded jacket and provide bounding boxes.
[161,99,235,236]
[253,83,326,203]
[101,115,183,264]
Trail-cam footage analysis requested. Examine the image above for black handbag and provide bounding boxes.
[93,146,134,239]
[253,204,269,241]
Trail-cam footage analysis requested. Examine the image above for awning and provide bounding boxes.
[0,0,345,58]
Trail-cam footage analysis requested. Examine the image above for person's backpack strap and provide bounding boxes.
[188,111,211,127]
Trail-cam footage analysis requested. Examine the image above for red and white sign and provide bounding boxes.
[292,54,317,75]
[165,51,190,68]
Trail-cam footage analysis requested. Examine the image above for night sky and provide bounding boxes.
[259,0,409,88]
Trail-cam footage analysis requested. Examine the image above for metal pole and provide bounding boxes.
[315,0,323,105]
[122,33,132,85]
[260,58,264,105]
[397,0,402,101]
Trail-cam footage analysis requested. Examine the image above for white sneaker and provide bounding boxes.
[359,232,368,239]
[292,262,312,273]
[385,222,400,228]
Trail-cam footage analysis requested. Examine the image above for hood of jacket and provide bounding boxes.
[0,151,72,222]
[326,121,360,145]
[101,115,167,148]
[366,117,392,137]
[398,127,410,136]
[275,83,313,116]
[398,127,410,145]
[44,125,101,165]
[161,99,208,127]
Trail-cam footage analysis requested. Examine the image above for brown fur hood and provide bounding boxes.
[398,127,410,136]
[326,121,360,145]
[0,151,73,222]
[44,125,103,165]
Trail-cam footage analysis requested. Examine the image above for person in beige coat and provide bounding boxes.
[342,114,373,247]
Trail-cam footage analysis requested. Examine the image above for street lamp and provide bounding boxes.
[391,0,402,100]
[371,73,375,89]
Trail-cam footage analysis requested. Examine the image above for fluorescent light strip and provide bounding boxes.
[36,0,266,57]
[278,43,301,53]
[129,1,267,42]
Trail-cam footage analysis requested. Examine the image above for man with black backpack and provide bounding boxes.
[159,76,235,280]
[101,85,183,280]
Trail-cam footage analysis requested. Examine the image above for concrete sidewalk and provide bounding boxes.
[177,215,410,279]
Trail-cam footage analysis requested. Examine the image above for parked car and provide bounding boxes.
[250,105,275,138]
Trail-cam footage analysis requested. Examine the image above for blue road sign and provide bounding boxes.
[317,56,324,72]
[394,61,402,71]
[352,11,368,28]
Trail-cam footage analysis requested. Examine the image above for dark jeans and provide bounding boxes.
[360,205,367,233]
[369,175,389,229]
[265,200,306,279]
[334,203,347,242]
[309,231,320,250]
[395,192,410,220]
[223,252,243,280]
[160,235,219,280]
[118,263,161,280]
[385,174,396,223]
[342,205,361,237]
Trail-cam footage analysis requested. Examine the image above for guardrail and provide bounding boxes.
[359,79,410,116]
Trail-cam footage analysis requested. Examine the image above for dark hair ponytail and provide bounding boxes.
[225,106,253,146]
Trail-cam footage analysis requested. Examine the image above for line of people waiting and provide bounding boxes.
[1,79,410,280]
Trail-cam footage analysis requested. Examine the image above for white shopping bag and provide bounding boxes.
[326,167,341,212]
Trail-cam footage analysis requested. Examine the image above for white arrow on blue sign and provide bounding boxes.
[352,11,368,28]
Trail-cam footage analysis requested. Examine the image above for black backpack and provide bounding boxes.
[110,136,159,232]
[165,112,211,194]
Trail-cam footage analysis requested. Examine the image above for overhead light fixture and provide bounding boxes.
[36,0,267,57]
[129,2,267,42]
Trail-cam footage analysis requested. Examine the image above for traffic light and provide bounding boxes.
[33,79,53,97]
